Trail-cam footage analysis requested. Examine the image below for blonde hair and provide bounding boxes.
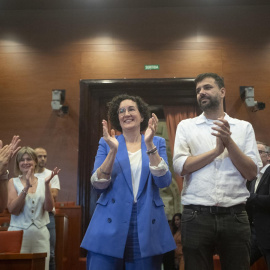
[14,146,38,176]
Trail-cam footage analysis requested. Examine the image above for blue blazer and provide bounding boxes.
[81,134,176,258]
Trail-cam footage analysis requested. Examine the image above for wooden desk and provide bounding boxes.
[0,216,10,225]
[56,205,81,270]
[213,254,267,270]
[55,213,68,270]
[0,253,46,270]
[0,212,11,231]
[250,256,268,270]
[0,211,10,218]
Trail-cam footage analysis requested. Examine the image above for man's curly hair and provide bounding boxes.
[107,94,150,132]
[194,72,224,89]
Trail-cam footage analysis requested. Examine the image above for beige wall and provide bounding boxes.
[1,6,270,201]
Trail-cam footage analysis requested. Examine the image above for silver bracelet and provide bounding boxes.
[146,146,157,155]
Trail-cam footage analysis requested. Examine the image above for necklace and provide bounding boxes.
[20,176,38,187]
[29,178,38,187]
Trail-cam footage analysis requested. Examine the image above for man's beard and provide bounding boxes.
[38,162,46,168]
[198,95,221,112]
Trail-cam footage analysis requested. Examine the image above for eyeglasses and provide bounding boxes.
[259,150,269,155]
[118,106,137,115]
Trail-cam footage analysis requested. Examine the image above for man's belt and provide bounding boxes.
[184,204,246,214]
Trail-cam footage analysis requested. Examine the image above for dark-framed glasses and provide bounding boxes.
[118,106,137,115]
[259,150,269,155]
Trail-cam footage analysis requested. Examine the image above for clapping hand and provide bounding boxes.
[212,118,232,146]
[9,136,21,158]
[25,166,34,188]
[211,117,232,156]
[45,167,61,185]
[102,120,119,152]
[144,113,158,144]
[0,135,21,175]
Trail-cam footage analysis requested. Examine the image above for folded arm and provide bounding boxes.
[181,147,221,175]
[173,123,224,176]
[212,118,257,181]
[224,138,257,180]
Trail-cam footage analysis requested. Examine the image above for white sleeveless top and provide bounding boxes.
[10,177,50,229]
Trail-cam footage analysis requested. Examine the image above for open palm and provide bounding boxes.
[144,113,158,144]
[102,120,119,151]
[45,167,61,184]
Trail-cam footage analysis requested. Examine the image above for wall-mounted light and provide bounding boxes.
[240,86,265,112]
[51,89,69,115]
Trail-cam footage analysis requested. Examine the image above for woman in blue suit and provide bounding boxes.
[81,94,176,270]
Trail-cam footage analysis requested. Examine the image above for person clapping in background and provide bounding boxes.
[7,146,60,270]
[0,135,21,212]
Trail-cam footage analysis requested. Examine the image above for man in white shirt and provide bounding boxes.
[246,142,270,269]
[173,73,261,270]
[35,147,60,270]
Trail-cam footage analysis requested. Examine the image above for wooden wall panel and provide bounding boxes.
[197,6,270,44]
[81,51,153,79]
[153,50,222,77]
[0,5,270,204]
[222,47,270,143]
[81,50,223,80]
[0,51,80,202]
[1,0,270,10]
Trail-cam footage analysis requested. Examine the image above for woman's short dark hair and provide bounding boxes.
[107,94,150,132]
[14,146,38,176]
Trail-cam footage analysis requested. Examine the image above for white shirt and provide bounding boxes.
[255,164,270,192]
[35,168,60,212]
[173,113,262,207]
[91,156,168,200]
[35,168,60,190]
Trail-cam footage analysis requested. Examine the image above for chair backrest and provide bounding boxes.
[0,216,11,227]
[55,201,76,208]
[0,230,23,253]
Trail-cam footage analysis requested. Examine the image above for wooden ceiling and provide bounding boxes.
[1,0,270,10]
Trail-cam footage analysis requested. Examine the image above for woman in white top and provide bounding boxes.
[81,94,176,270]
[8,146,60,270]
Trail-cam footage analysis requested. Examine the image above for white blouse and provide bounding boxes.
[91,151,169,198]
[128,149,142,202]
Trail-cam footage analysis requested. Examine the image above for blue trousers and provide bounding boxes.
[181,207,251,270]
[87,251,163,270]
[86,204,163,270]
[46,212,56,270]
